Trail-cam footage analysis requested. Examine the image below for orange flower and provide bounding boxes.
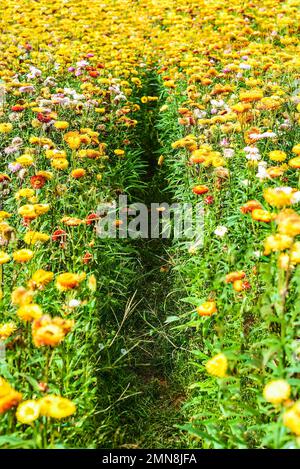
[71,168,86,179]
[30,175,47,189]
[196,301,217,317]
[32,315,74,347]
[192,185,209,195]
[56,272,86,291]
[0,377,22,414]
[225,271,246,283]
[251,209,275,223]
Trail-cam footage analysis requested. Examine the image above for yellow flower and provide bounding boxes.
[18,205,37,220]
[0,123,13,133]
[288,156,300,169]
[0,251,10,265]
[206,353,228,378]
[13,249,34,263]
[283,401,300,436]
[289,242,300,264]
[263,187,295,208]
[196,301,217,317]
[277,210,300,237]
[56,272,86,291]
[24,231,50,245]
[263,234,293,255]
[39,395,76,419]
[0,211,11,221]
[51,158,69,170]
[16,155,34,167]
[28,270,54,290]
[54,121,69,130]
[33,204,50,216]
[114,149,125,156]
[15,188,35,200]
[0,321,17,339]
[16,400,40,424]
[263,379,290,404]
[292,144,300,156]
[88,274,97,292]
[0,377,22,414]
[269,150,286,162]
[17,304,43,321]
[11,287,35,306]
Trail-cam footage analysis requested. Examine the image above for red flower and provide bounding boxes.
[204,195,214,205]
[30,175,46,189]
[11,105,24,112]
[52,229,67,242]
[83,252,93,264]
[89,71,99,78]
[37,113,52,123]
[86,213,98,225]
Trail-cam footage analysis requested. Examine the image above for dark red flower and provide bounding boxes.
[52,229,67,242]
[86,213,98,225]
[37,113,52,123]
[30,175,46,189]
[83,252,93,264]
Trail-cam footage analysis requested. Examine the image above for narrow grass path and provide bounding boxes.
[97,72,192,449]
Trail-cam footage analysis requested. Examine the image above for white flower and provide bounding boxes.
[241,179,250,186]
[68,299,81,308]
[291,191,300,204]
[223,148,235,158]
[239,63,251,70]
[214,226,228,237]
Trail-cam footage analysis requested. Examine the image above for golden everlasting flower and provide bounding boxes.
[0,251,10,265]
[17,304,43,322]
[263,379,291,404]
[196,301,217,317]
[39,395,76,419]
[28,270,54,290]
[206,353,228,378]
[283,401,300,436]
[0,123,13,133]
[0,377,22,414]
[0,321,17,340]
[263,234,293,255]
[16,400,40,424]
[56,272,86,291]
[13,249,34,263]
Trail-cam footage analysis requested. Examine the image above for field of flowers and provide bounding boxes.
[0,0,300,450]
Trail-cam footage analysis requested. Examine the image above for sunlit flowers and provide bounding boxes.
[263,380,291,405]
[206,353,228,378]
[0,377,22,414]
[17,304,43,322]
[32,315,74,347]
[196,301,217,317]
[39,395,76,419]
[283,402,300,436]
[13,249,34,263]
[16,400,40,424]
[56,272,86,291]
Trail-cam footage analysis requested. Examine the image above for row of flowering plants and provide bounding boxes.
[0,0,152,448]
[155,0,300,449]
